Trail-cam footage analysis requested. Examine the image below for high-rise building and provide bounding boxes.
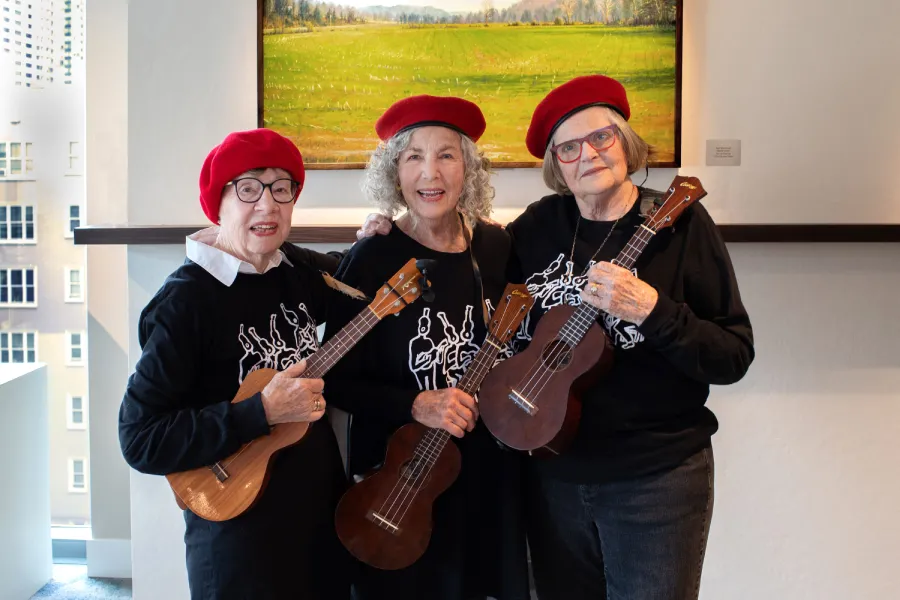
[0,0,87,526]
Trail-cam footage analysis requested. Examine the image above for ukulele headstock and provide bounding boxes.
[646,176,707,233]
[370,258,436,319]
[488,283,535,344]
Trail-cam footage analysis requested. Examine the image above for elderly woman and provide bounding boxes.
[323,95,529,600]
[119,129,350,599]
[359,76,755,600]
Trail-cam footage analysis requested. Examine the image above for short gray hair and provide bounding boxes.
[362,128,494,225]
[541,106,653,195]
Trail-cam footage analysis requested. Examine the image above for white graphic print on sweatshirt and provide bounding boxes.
[516,253,646,351]
[238,302,319,384]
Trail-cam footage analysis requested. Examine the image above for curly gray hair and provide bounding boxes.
[361,128,494,226]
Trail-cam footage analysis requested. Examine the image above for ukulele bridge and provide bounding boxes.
[209,462,230,483]
[509,390,539,416]
[367,510,401,536]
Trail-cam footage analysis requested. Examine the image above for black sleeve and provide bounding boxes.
[322,245,419,426]
[637,206,755,385]
[279,242,349,276]
[118,293,271,475]
[504,221,524,284]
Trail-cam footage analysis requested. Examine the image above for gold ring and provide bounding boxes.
[589,284,599,296]
[314,398,321,412]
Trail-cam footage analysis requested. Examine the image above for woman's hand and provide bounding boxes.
[356,213,393,240]
[260,360,327,425]
[411,389,478,438]
[580,261,658,325]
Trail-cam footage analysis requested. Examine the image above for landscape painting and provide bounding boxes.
[260,0,681,167]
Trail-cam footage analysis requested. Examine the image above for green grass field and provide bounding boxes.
[263,24,676,164]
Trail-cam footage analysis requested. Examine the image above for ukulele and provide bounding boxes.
[166,258,437,522]
[333,283,535,570]
[479,176,708,454]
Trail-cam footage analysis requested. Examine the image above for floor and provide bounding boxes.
[30,565,132,600]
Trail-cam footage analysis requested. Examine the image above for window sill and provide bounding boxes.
[0,303,38,308]
[65,362,85,368]
[64,298,84,304]
[0,240,37,245]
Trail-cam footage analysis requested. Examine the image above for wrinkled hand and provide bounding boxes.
[580,261,659,325]
[260,360,326,425]
[411,388,478,438]
[356,213,392,240]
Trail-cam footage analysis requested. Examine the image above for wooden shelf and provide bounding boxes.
[73,224,900,246]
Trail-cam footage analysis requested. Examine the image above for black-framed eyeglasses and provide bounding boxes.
[227,177,300,204]
[549,125,618,163]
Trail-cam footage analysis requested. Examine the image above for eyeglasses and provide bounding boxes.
[227,177,300,204]
[549,125,618,163]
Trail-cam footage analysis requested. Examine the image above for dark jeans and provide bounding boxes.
[526,445,715,600]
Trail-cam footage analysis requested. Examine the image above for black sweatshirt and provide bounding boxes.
[507,191,754,483]
[118,254,349,598]
[323,223,530,600]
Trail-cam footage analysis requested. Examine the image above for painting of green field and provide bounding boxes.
[262,24,677,165]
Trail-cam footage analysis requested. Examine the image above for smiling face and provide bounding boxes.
[217,167,295,263]
[396,126,465,224]
[552,106,629,201]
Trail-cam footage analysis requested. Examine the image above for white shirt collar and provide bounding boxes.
[185,227,292,287]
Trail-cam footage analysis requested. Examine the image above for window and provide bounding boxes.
[64,267,82,302]
[66,331,84,365]
[0,331,37,363]
[68,141,79,172]
[0,205,36,242]
[68,458,87,493]
[67,394,87,429]
[0,267,37,306]
[0,141,32,177]
[65,204,80,238]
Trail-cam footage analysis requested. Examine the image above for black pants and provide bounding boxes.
[527,445,715,600]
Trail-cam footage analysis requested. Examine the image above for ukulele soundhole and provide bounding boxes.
[400,458,428,486]
[541,340,574,371]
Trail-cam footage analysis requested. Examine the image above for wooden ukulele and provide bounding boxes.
[166,258,436,522]
[479,176,708,454]
[333,283,535,570]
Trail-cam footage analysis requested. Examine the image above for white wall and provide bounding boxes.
[111,0,900,598]
[84,0,133,578]
[0,364,51,600]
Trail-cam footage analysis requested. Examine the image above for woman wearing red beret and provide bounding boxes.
[322,96,530,600]
[359,76,754,600]
[119,129,351,599]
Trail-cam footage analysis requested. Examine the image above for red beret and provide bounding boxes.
[525,75,631,158]
[375,95,486,142]
[198,128,305,224]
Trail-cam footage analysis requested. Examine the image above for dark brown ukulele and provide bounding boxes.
[333,283,535,570]
[166,258,436,522]
[479,176,708,454]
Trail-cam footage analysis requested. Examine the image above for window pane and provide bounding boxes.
[12,333,22,348]
[72,397,82,409]
[24,143,31,157]
[0,224,7,239]
[70,270,80,283]
[25,270,32,284]
[26,286,34,302]
[26,332,34,346]
[10,206,21,221]
[71,333,81,345]
[26,349,34,362]
[10,143,20,157]
[10,223,21,238]
[25,206,32,220]
[0,350,6,363]
[72,347,81,360]
[0,206,6,220]
[11,270,21,285]
[12,349,23,362]
[10,159,21,174]
[11,285,22,302]
[70,205,79,218]
[72,411,83,424]
[0,289,6,303]
[25,223,33,238]
[0,143,6,158]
